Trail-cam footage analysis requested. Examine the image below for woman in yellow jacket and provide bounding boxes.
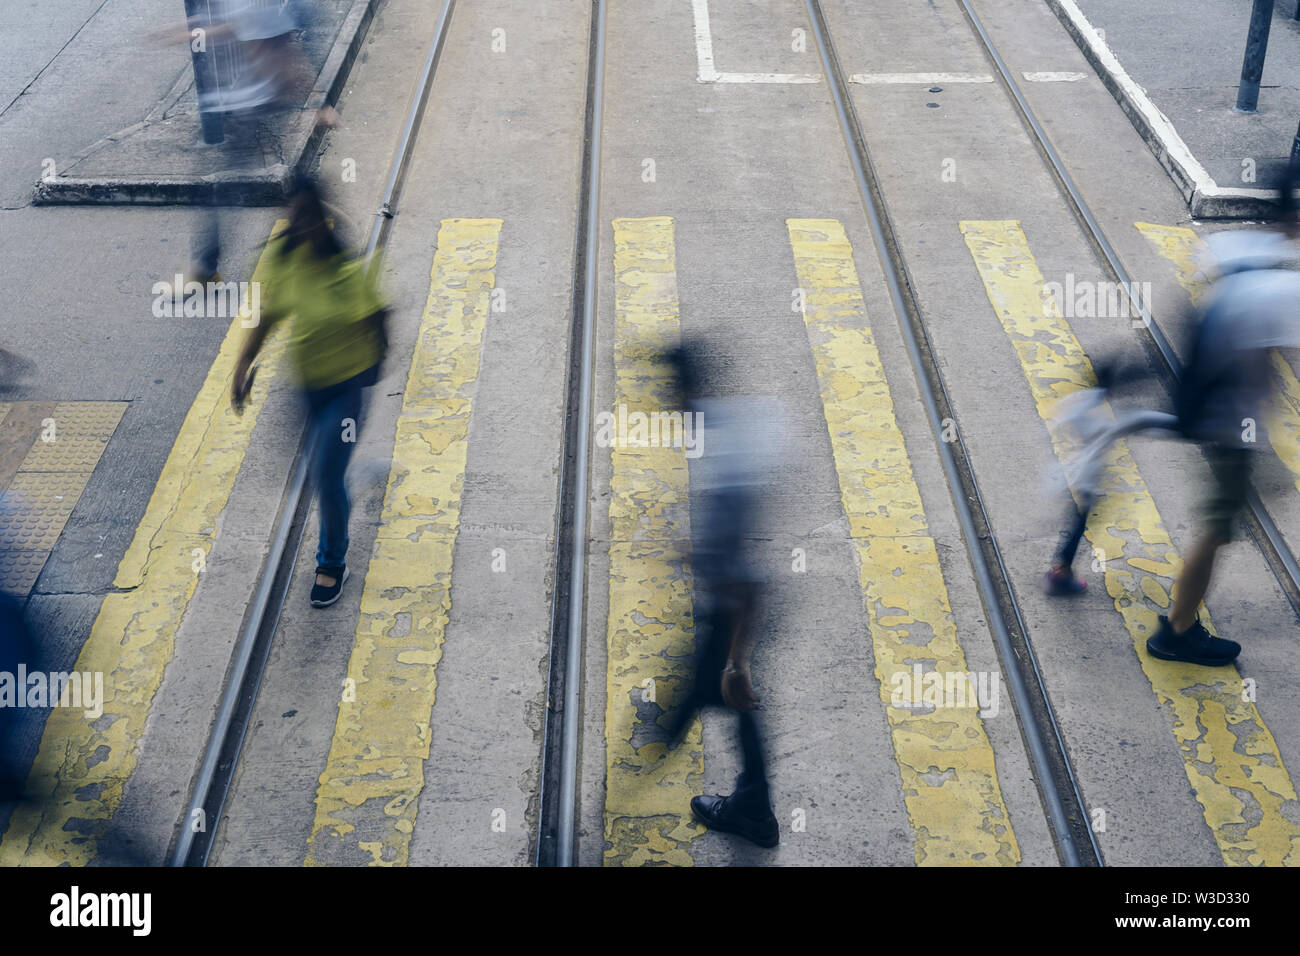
[232,175,387,607]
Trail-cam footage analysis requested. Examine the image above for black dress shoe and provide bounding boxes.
[690,794,780,848]
[310,565,350,608]
[1147,616,1240,666]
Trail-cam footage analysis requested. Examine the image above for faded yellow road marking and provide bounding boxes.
[788,219,1020,865]
[603,216,702,867]
[0,224,291,866]
[1135,221,1300,493]
[305,218,502,867]
[962,219,1300,866]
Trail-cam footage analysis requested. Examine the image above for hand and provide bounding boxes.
[231,363,249,409]
[721,663,759,712]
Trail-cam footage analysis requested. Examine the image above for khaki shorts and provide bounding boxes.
[1203,446,1252,542]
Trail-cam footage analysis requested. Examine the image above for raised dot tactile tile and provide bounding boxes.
[18,437,114,472]
[43,402,127,439]
[0,401,125,596]
[0,550,46,595]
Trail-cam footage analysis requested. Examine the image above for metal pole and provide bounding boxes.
[1237,0,1275,112]
[183,0,225,143]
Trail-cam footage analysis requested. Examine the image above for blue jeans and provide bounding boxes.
[304,371,367,569]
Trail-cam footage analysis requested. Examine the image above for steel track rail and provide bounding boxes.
[805,0,1102,867]
[955,0,1300,620]
[536,0,607,869]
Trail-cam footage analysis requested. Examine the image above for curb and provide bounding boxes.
[1044,0,1283,219]
[32,0,378,206]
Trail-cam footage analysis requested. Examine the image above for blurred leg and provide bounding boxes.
[730,711,773,818]
[193,205,221,280]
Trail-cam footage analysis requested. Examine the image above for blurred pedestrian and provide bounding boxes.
[153,1,337,282]
[0,592,33,801]
[0,492,35,801]
[1047,166,1300,667]
[232,174,387,608]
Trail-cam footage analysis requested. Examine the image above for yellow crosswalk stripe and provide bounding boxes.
[788,219,1020,865]
[0,224,292,866]
[1135,221,1300,493]
[603,216,702,867]
[961,219,1300,865]
[305,218,503,867]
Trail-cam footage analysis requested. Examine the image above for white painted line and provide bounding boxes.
[692,0,720,81]
[1022,71,1087,82]
[1053,0,1273,209]
[691,0,821,84]
[714,72,822,84]
[849,72,993,84]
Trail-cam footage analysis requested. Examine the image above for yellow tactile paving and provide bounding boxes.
[16,403,124,475]
[0,402,125,593]
[0,473,91,551]
[788,218,1020,865]
[0,223,292,866]
[1135,221,1300,494]
[602,216,702,867]
[961,219,1300,866]
[304,218,503,867]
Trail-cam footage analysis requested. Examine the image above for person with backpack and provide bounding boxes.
[1148,227,1300,665]
[231,175,387,608]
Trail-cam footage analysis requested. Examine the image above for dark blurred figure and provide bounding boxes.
[1048,165,1300,667]
[0,349,35,392]
[0,592,34,801]
[662,343,781,849]
[0,491,35,801]
[232,175,387,608]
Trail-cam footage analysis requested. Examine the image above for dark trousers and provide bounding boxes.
[681,485,772,818]
[193,110,266,277]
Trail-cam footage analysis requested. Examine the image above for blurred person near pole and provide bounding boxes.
[154,1,338,281]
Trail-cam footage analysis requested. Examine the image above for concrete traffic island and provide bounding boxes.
[1054,0,1300,217]
[31,0,375,206]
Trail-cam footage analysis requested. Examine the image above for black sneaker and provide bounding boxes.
[690,794,779,848]
[310,565,350,608]
[1147,616,1240,667]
